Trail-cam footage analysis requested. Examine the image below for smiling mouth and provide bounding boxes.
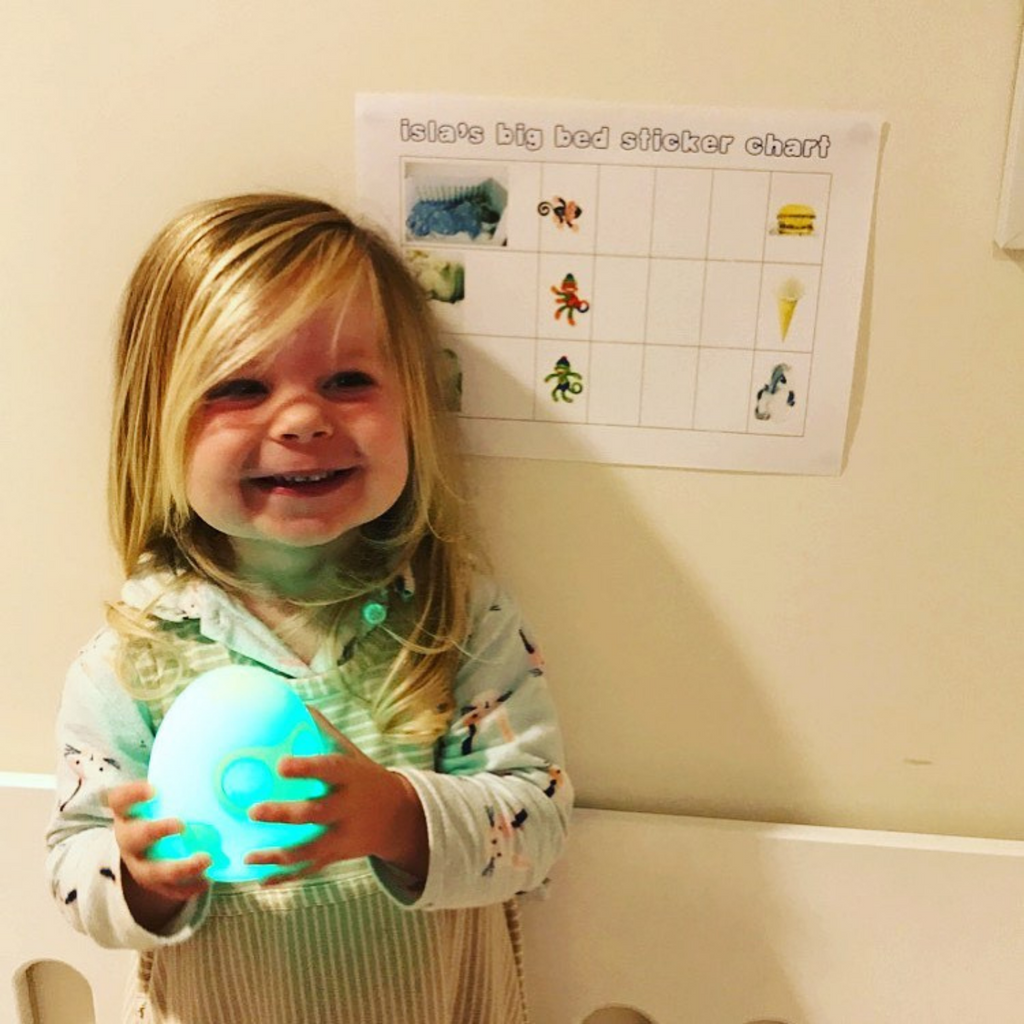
[250,469,352,491]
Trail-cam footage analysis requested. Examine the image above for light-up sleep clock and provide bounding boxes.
[138,665,329,882]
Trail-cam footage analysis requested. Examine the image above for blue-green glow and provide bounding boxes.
[361,600,388,627]
[138,665,328,883]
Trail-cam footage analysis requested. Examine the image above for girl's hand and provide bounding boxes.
[108,780,211,929]
[245,708,429,887]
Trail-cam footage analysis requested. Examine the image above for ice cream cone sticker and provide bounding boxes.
[775,277,805,341]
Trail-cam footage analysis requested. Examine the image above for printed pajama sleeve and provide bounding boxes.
[374,585,574,909]
[44,632,211,950]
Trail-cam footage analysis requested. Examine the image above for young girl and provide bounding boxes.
[46,193,573,1023]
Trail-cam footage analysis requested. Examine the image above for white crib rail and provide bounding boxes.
[1,776,131,1024]
[5,780,1024,1024]
[519,807,1024,1023]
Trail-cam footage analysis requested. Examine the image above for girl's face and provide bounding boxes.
[184,285,409,573]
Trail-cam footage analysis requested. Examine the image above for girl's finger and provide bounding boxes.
[153,853,212,886]
[119,816,186,854]
[258,862,319,887]
[249,795,336,826]
[128,851,212,897]
[244,847,297,867]
[244,844,318,871]
[276,753,346,780]
[106,781,155,816]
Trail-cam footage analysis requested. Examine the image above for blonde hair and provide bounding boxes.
[109,193,477,739]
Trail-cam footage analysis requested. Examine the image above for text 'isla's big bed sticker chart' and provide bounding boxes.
[356,94,882,475]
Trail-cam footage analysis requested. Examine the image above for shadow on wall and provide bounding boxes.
[839,150,879,470]
[459,359,813,1019]
[463,355,817,825]
[457,138,888,826]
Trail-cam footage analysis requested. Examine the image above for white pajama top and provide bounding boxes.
[45,570,572,1023]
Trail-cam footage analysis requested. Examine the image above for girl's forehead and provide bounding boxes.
[248,286,385,368]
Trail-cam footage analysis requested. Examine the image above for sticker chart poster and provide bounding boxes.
[356,94,882,474]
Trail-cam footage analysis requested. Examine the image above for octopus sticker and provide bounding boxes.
[551,273,590,325]
[545,355,584,402]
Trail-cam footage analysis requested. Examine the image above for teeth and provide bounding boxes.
[274,471,334,484]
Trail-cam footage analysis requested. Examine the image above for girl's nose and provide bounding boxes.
[271,398,333,444]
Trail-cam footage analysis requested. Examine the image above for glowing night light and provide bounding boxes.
[138,665,329,882]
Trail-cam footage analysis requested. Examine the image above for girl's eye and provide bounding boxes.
[205,379,267,402]
[324,371,375,392]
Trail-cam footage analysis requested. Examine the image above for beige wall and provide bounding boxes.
[3,1,1022,839]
